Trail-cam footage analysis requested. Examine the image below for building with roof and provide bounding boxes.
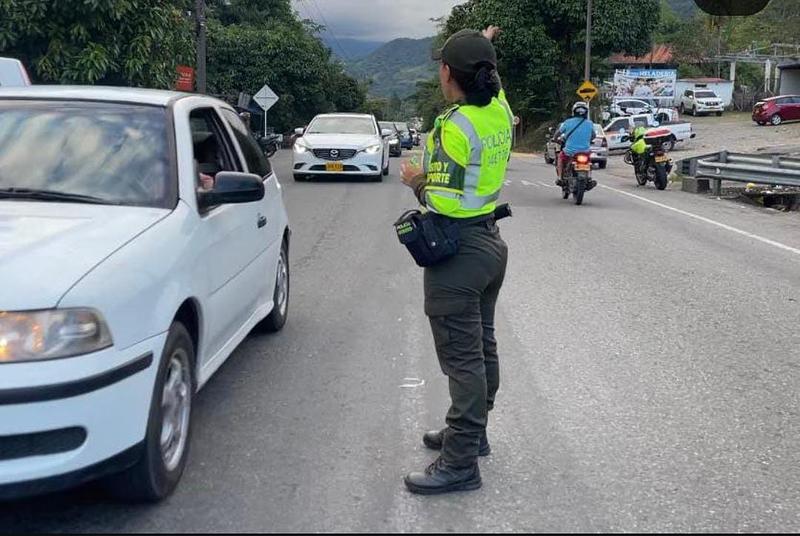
[609,45,676,69]
[778,62,800,95]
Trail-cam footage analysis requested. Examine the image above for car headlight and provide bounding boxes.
[389,139,399,145]
[293,138,311,154]
[0,309,113,362]
[364,143,382,154]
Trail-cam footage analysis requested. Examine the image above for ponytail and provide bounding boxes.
[448,62,501,107]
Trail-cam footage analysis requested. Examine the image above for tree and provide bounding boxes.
[205,1,366,133]
[434,0,660,123]
[0,0,193,87]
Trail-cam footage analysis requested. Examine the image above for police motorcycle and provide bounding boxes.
[621,127,673,191]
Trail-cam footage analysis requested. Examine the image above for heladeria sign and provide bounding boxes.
[613,69,678,99]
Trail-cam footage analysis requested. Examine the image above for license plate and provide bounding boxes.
[575,163,591,171]
[655,155,669,163]
[325,162,344,172]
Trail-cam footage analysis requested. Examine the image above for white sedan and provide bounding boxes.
[0,86,290,501]
[292,113,391,182]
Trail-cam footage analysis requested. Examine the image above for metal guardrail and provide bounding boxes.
[680,151,800,196]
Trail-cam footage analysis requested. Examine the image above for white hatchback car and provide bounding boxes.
[292,113,391,182]
[0,86,290,501]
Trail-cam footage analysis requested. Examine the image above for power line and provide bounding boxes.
[301,0,352,61]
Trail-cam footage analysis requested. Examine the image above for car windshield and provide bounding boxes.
[696,91,717,98]
[378,122,396,131]
[396,123,409,133]
[307,116,375,135]
[0,101,172,208]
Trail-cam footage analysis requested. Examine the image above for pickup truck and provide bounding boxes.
[603,113,695,152]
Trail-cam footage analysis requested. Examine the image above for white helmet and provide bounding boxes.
[572,101,589,116]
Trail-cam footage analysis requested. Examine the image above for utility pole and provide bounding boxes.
[195,0,207,94]
[584,0,593,82]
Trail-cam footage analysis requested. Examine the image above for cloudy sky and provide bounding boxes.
[291,0,462,41]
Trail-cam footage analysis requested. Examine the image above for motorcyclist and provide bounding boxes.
[629,126,648,172]
[555,101,594,184]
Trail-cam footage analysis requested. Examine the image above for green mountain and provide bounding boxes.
[666,0,698,17]
[346,37,437,98]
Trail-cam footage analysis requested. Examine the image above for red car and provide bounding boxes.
[752,95,800,126]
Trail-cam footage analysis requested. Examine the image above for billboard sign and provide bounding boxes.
[613,69,677,100]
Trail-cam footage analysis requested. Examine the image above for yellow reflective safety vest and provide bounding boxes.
[422,90,513,218]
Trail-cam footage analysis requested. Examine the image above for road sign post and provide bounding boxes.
[254,84,279,138]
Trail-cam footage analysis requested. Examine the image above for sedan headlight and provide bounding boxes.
[389,139,400,145]
[0,309,113,363]
[293,138,311,154]
[364,143,382,154]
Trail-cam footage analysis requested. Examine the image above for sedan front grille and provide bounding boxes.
[312,148,358,161]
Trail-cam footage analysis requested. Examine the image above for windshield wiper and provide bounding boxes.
[0,188,112,205]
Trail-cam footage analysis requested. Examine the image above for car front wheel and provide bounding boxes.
[104,322,195,502]
[771,114,783,126]
[258,240,290,332]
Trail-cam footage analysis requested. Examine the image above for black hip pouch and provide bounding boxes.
[394,210,460,267]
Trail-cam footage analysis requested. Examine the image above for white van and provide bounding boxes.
[0,58,32,87]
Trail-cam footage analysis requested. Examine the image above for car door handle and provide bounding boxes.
[257,214,267,229]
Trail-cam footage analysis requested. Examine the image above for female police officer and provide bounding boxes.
[400,26,513,495]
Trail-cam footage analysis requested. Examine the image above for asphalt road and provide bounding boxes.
[3,149,800,532]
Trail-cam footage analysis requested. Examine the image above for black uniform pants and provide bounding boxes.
[423,220,508,468]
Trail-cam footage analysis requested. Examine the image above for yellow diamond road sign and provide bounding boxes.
[577,80,598,102]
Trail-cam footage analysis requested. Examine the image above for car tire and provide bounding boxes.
[679,103,685,114]
[371,173,383,182]
[770,114,783,126]
[665,137,676,152]
[692,106,697,116]
[257,240,289,333]
[716,112,723,117]
[598,161,607,169]
[383,163,390,176]
[757,121,766,126]
[103,322,195,503]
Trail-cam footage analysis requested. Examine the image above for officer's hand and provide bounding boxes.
[483,26,501,41]
[400,160,422,187]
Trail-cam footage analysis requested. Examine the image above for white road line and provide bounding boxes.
[504,180,512,186]
[538,182,558,189]
[520,179,534,186]
[600,184,800,257]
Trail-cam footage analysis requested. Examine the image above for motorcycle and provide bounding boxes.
[622,130,673,191]
[257,133,281,158]
[559,151,595,205]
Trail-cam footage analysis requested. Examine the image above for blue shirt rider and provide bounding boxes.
[556,101,594,180]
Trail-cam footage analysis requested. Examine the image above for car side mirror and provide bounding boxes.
[381,128,393,138]
[198,171,265,209]
[652,121,660,127]
[294,127,305,136]
[621,135,631,143]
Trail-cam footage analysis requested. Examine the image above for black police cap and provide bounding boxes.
[432,29,497,73]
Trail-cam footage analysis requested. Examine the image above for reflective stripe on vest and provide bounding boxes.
[427,110,499,210]
[499,98,514,129]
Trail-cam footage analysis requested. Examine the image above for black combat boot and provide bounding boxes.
[422,428,491,456]
[404,457,482,495]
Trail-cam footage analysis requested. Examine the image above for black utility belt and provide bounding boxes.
[394,204,512,268]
